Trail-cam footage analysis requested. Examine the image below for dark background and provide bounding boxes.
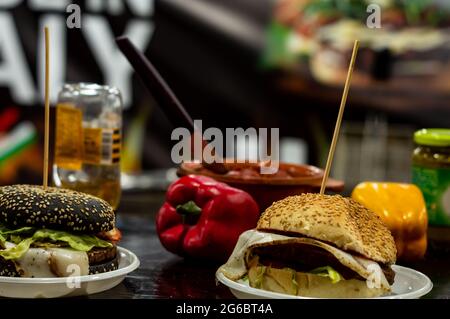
[1,0,449,190]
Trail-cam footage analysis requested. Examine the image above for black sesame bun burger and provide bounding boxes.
[0,185,122,278]
[219,194,397,298]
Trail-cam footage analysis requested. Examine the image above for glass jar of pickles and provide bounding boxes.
[412,129,450,226]
[53,83,122,210]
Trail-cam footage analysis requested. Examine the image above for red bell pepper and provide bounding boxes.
[156,175,259,261]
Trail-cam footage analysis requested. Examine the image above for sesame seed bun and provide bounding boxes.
[0,185,115,234]
[0,256,21,277]
[89,255,119,275]
[257,194,397,264]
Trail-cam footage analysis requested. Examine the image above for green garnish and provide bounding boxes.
[289,268,299,294]
[254,266,266,288]
[0,225,112,260]
[311,266,342,284]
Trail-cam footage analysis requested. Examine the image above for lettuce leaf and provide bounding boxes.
[0,233,5,248]
[9,235,24,245]
[290,268,299,295]
[0,238,34,260]
[241,274,249,284]
[0,226,35,236]
[0,225,112,260]
[32,229,111,251]
[254,266,266,288]
[310,266,342,284]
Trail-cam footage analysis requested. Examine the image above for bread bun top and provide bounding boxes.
[0,185,115,234]
[257,194,397,264]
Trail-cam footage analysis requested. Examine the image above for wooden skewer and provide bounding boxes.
[320,40,359,195]
[43,27,50,190]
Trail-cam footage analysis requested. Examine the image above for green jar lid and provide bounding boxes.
[414,129,450,147]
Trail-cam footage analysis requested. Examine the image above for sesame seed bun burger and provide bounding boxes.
[219,194,397,298]
[0,185,122,278]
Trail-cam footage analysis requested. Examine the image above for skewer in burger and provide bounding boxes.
[0,185,121,278]
[219,193,397,298]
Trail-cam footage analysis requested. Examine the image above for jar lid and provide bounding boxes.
[414,129,450,147]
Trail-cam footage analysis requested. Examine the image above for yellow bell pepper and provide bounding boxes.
[351,182,427,261]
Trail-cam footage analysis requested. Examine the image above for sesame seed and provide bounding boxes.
[256,193,397,264]
[0,184,115,234]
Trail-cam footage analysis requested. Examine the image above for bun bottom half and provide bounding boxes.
[248,264,386,298]
[0,253,119,277]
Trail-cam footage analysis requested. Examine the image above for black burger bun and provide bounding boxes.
[89,254,120,275]
[88,245,119,274]
[0,256,21,277]
[0,185,115,234]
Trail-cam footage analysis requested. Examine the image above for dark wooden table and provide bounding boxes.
[89,192,233,299]
[90,192,450,299]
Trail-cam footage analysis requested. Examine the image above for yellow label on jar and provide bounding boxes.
[83,127,103,164]
[95,128,121,165]
[111,129,121,164]
[55,103,83,170]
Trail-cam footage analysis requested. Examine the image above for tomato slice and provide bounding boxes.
[97,228,122,243]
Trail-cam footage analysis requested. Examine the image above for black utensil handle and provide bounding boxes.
[115,36,195,132]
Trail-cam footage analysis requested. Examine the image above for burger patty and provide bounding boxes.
[384,266,395,284]
[87,245,117,265]
[251,243,395,285]
[88,244,119,275]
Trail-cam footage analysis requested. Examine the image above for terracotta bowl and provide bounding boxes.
[177,161,344,211]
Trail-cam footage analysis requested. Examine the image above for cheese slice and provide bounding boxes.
[219,229,391,291]
[48,248,89,277]
[5,242,89,278]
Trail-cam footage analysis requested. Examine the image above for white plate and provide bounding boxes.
[216,265,433,299]
[0,246,140,298]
